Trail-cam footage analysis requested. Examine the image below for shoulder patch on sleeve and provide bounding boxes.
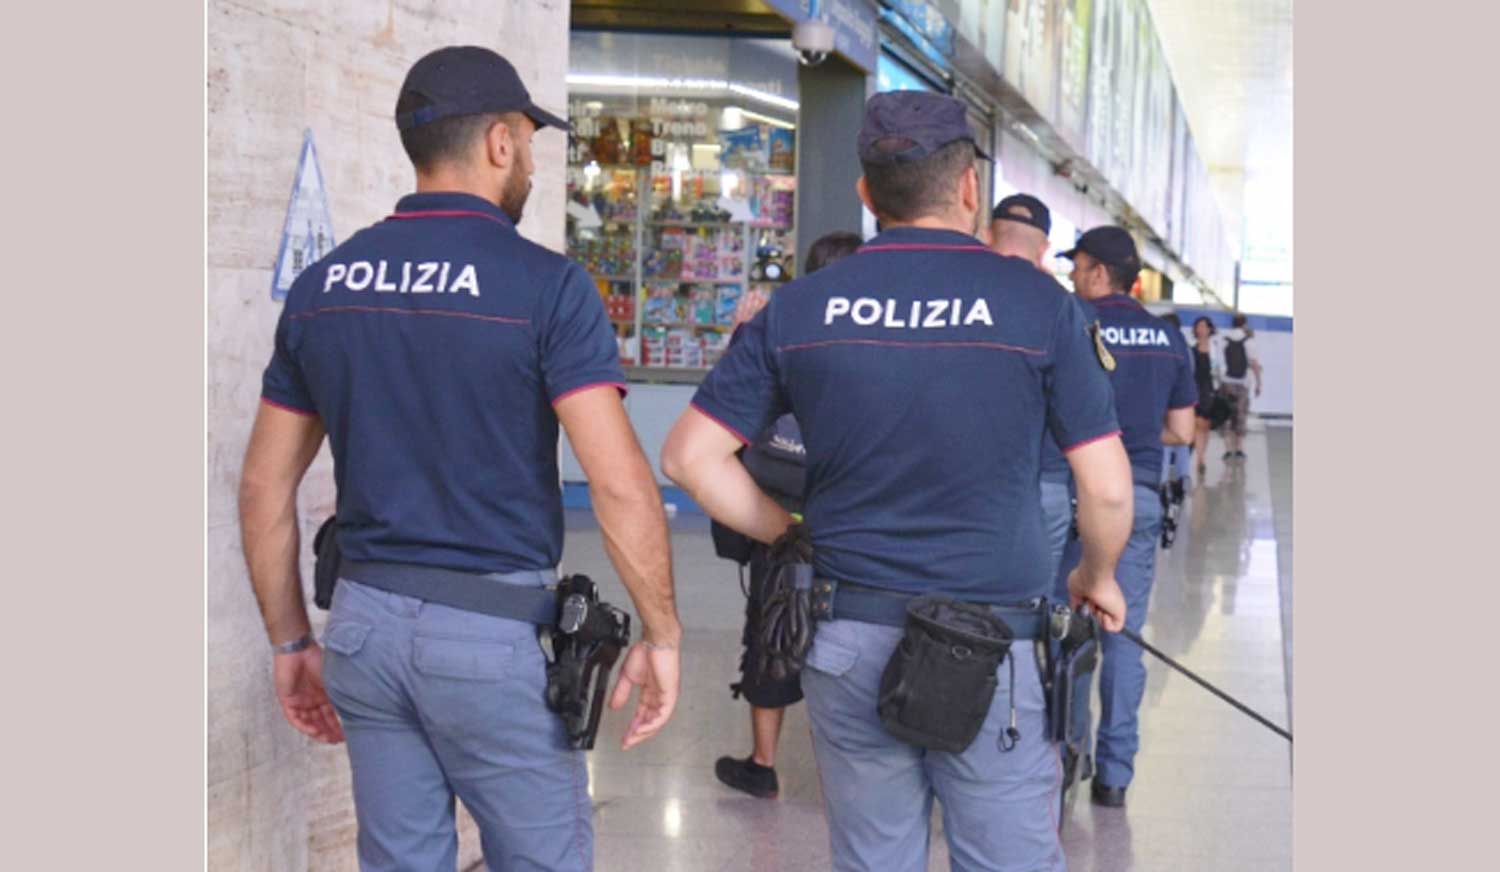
[1090,320,1116,371]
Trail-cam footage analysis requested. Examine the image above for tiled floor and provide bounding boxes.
[547,422,1293,872]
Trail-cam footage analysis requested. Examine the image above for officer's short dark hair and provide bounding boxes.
[1102,261,1138,294]
[861,139,976,223]
[396,91,507,171]
[805,231,863,274]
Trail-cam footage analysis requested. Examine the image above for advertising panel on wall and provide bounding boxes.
[940,0,1009,72]
[1003,0,1059,122]
[1052,0,1093,153]
[1086,0,1139,193]
[1135,31,1173,235]
[1168,93,1188,252]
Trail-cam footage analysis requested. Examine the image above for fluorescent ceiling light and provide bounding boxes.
[737,107,796,130]
[568,74,800,113]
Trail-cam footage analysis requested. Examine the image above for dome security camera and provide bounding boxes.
[793,19,836,66]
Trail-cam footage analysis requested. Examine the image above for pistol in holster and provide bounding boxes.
[543,574,632,750]
[312,515,341,610]
[1043,603,1101,788]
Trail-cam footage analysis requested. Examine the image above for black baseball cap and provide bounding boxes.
[991,194,1051,234]
[396,46,569,132]
[1058,225,1141,269]
[858,91,991,164]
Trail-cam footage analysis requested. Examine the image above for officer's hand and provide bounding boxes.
[608,642,680,750]
[272,644,345,744]
[1067,568,1126,633]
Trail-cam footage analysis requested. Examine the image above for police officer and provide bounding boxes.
[1056,226,1198,808]
[238,46,682,871]
[661,91,1135,872]
[987,193,1089,580]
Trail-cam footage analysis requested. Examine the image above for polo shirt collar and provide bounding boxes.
[865,225,986,250]
[391,191,515,229]
[1093,292,1144,312]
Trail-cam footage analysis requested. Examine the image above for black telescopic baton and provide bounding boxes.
[1118,626,1292,744]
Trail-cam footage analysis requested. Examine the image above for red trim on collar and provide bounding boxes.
[859,243,996,255]
[385,209,511,228]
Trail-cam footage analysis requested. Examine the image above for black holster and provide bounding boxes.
[543,575,632,750]
[743,523,816,688]
[1043,604,1100,788]
[312,515,340,610]
[877,595,1015,753]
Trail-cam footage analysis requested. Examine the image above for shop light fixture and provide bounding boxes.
[567,73,800,113]
[735,107,796,130]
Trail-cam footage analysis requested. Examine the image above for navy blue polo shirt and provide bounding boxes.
[1040,293,1197,487]
[261,192,625,574]
[692,226,1119,604]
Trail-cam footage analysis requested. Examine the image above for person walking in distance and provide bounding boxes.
[710,230,863,799]
[1217,313,1263,460]
[1189,316,1218,477]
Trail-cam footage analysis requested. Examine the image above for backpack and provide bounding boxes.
[1225,336,1249,379]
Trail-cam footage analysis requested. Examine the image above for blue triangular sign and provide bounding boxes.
[271,130,336,301]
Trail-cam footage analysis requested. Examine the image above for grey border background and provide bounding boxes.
[4,0,1496,868]
[4,1,205,868]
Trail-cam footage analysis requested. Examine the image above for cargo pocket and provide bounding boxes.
[805,632,860,678]
[413,637,514,682]
[323,621,370,657]
[321,621,372,711]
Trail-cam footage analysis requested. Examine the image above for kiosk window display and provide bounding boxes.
[566,32,800,377]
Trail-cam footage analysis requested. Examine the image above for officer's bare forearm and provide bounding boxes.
[590,473,682,647]
[666,451,794,546]
[1065,436,1133,582]
[239,482,311,645]
[1074,489,1131,580]
[239,404,324,646]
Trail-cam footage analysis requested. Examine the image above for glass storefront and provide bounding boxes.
[566,32,800,375]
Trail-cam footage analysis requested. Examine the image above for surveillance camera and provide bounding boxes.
[793,19,835,66]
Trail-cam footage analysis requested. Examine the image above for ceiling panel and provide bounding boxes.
[1147,0,1292,283]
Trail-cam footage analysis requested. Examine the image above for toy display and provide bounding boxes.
[566,100,800,372]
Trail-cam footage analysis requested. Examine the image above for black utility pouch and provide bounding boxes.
[312,515,341,610]
[878,595,1014,753]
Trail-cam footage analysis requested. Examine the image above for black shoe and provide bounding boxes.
[1222,451,1235,460]
[1091,781,1127,808]
[1234,450,1247,459]
[715,755,779,798]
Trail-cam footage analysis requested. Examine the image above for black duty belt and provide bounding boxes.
[810,579,1048,639]
[340,559,560,625]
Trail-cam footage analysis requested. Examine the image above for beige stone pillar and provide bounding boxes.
[207,3,570,868]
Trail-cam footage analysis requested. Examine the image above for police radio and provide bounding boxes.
[543,575,632,750]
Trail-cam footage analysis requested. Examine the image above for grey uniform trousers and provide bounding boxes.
[322,577,592,872]
[803,617,1066,872]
